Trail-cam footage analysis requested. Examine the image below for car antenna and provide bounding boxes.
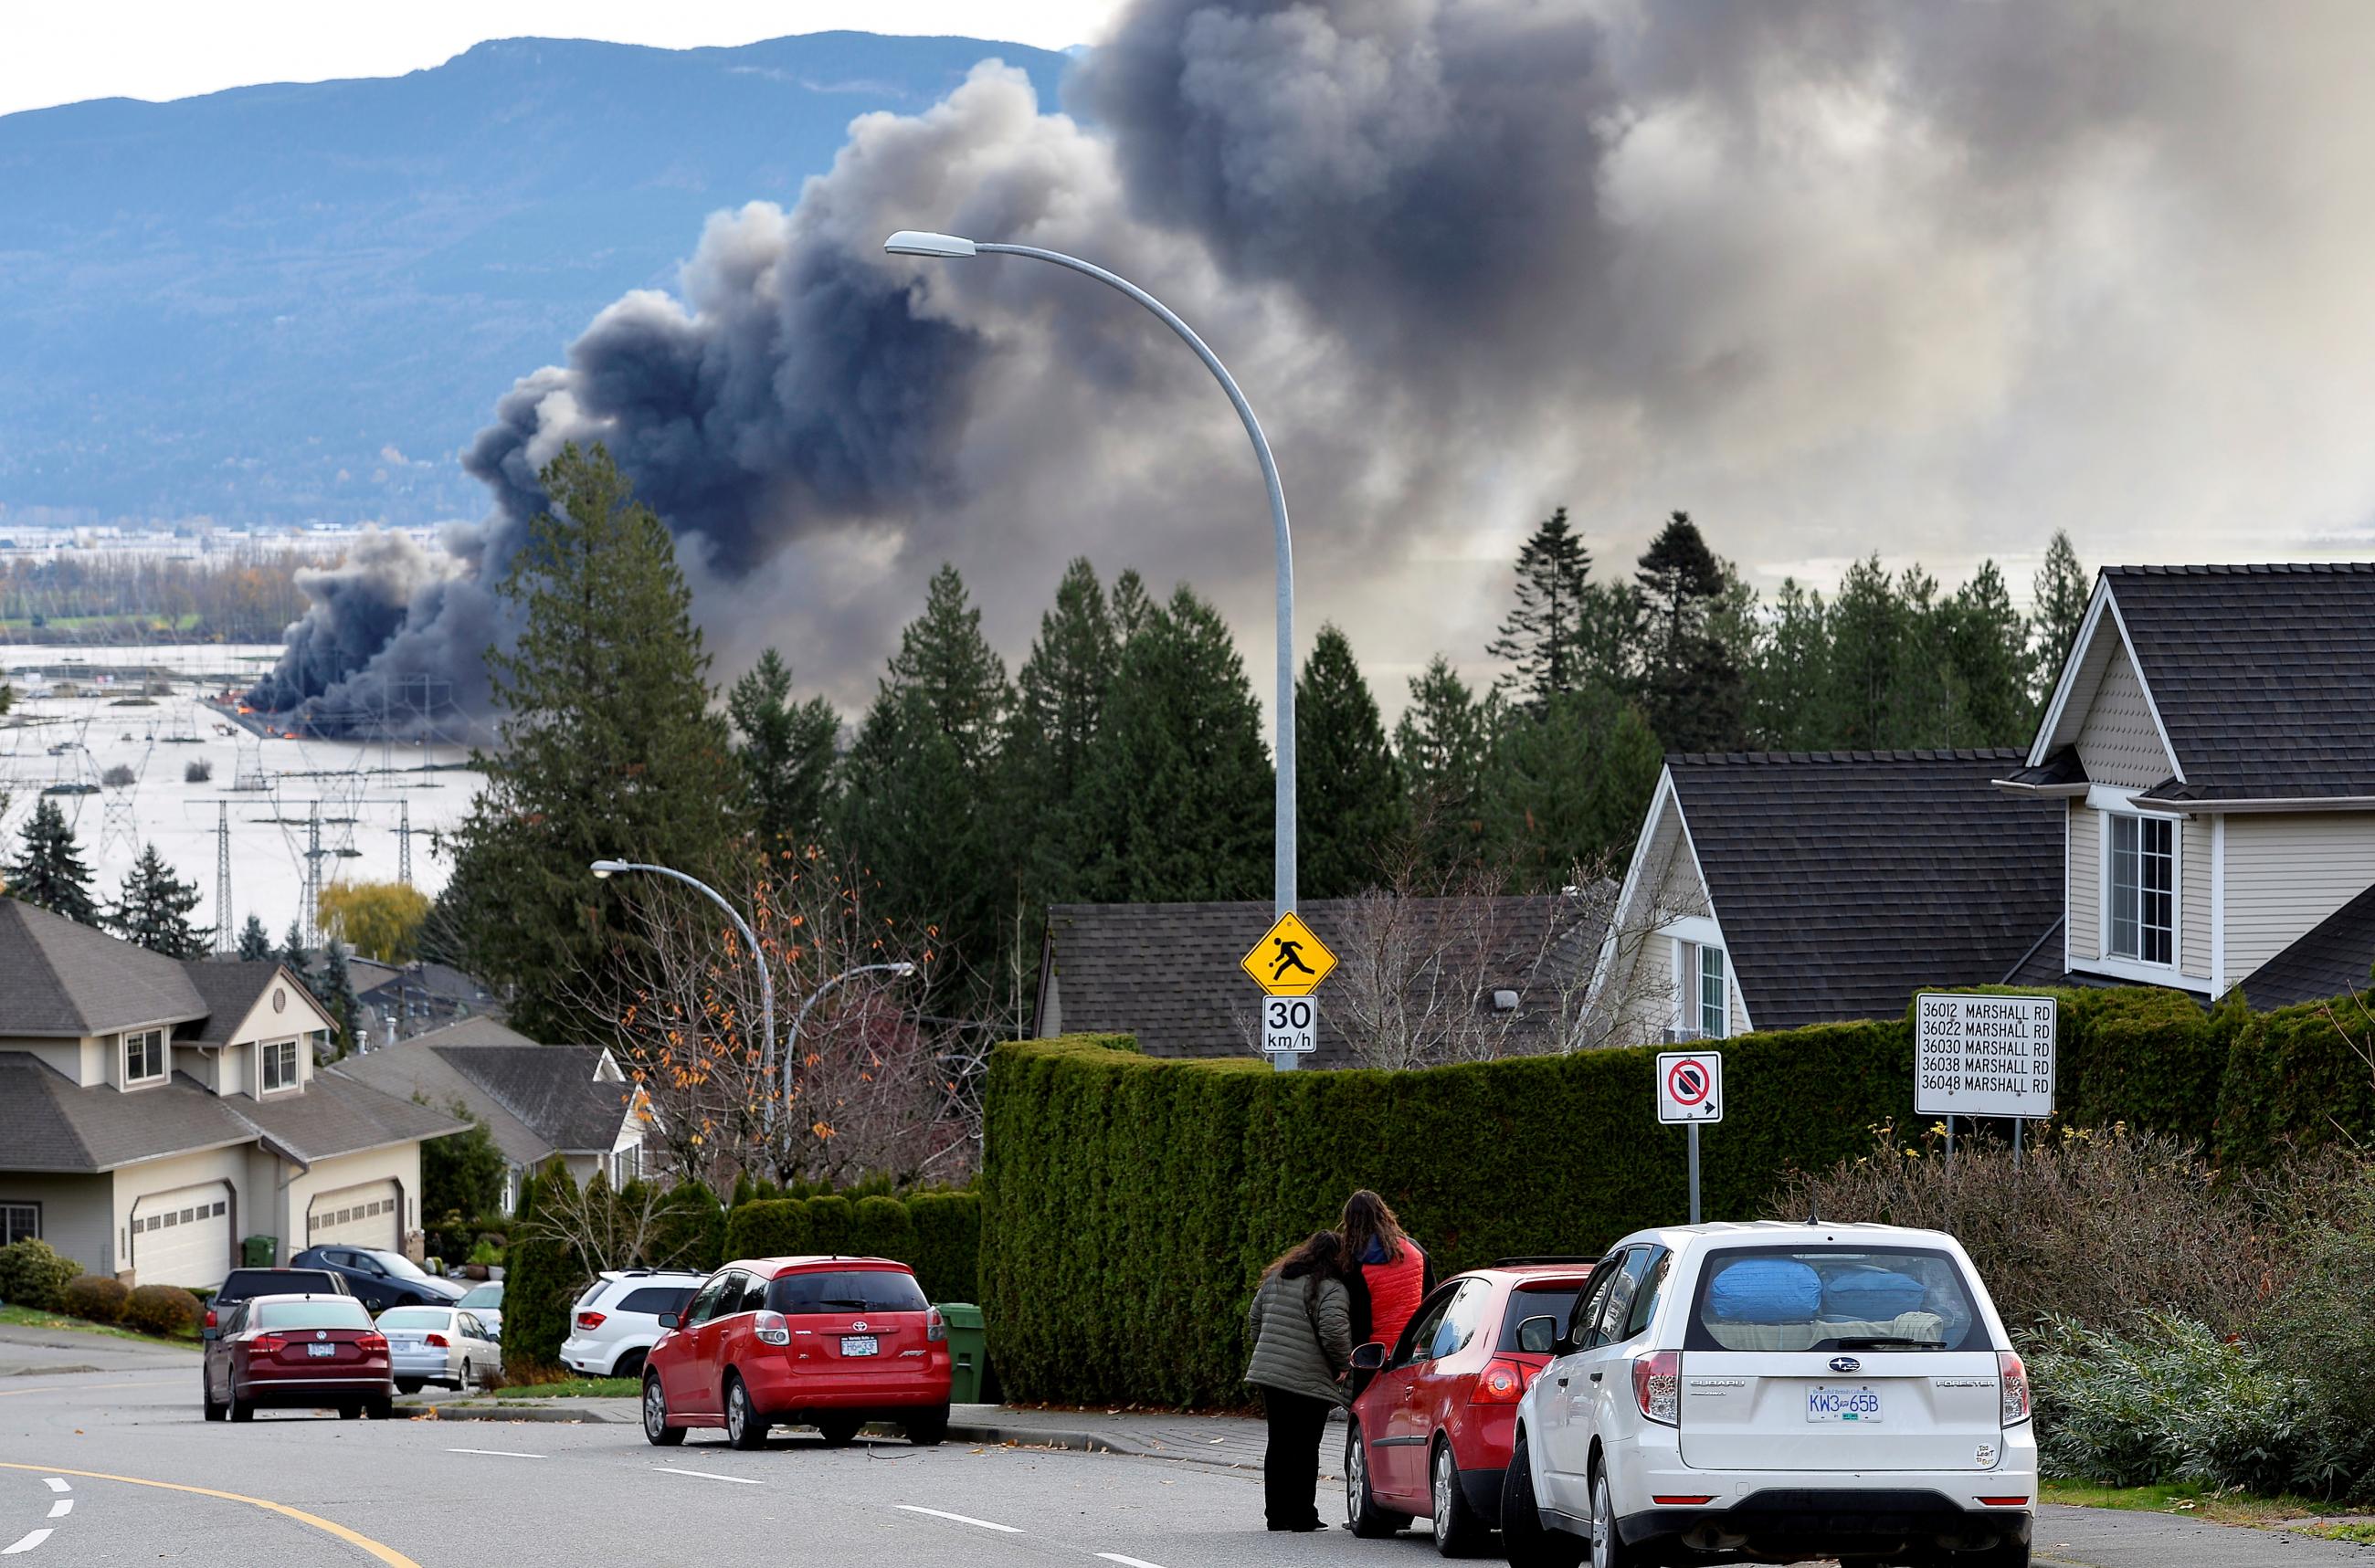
[1805,1204,1821,1226]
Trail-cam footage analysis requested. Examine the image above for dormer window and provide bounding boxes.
[2107,813,2176,966]
[122,1029,165,1087]
[260,1038,300,1093]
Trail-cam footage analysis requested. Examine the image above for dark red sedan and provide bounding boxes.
[202,1293,395,1422]
[641,1256,953,1449]
[1346,1258,1597,1553]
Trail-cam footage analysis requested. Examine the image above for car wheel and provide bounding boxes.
[724,1375,769,1451]
[815,1415,862,1447]
[459,1358,474,1391]
[613,1348,648,1382]
[338,1405,362,1420]
[1345,1415,1411,1538]
[229,1396,254,1424]
[905,1406,949,1447]
[202,1379,225,1423]
[368,1398,396,1420]
[395,1379,423,1395]
[1431,1438,1489,1557]
[1502,1432,1584,1568]
[643,1373,685,1447]
[1589,1459,1641,1568]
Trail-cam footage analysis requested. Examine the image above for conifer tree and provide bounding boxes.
[1635,511,1746,752]
[4,798,100,925]
[320,936,361,1056]
[1825,556,1910,750]
[281,920,314,989]
[1079,586,1272,902]
[1395,656,1496,873]
[107,843,207,958]
[1487,507,1599,708]
[727,648,841,847]
[1295,624,1408,897]
[1943,560,2032,744]
[998,560,1121,933]
[237,913,274,961]
[1486,687,1663,886]
[2030,530,2090,699]
[1111,569,1154,646]
[442,442,743,1040]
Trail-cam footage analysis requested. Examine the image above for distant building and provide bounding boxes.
[348,958,502,1047]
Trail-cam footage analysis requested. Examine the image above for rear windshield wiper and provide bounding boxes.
[1824,1336,1942,1350]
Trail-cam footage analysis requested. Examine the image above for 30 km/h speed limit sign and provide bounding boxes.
[1261,996,1319,1054]
[1657,1050,1724,1124]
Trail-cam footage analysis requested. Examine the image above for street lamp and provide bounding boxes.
[882,229,1301,1068]
[783,962,919,1131]
[590,859,778,1131]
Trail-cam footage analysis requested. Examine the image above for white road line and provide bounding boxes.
[649,1467,764,1486]
[1098,1555,1170,1568]
[37,1483,65,1495]
[42,1503,67,1521]
[895,1505,1024,1534]
[1,1529,50,1555]
[444,1448,545,1459]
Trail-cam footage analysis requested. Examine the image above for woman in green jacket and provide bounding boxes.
[1245,1229,1354,1531]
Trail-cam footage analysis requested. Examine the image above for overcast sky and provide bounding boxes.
[0,1,1124,118]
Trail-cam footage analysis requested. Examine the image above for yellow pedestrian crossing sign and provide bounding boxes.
[1241,911,1336,996]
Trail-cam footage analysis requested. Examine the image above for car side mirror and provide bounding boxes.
[1515,1315,1558,1356]
[657,1312,679,1330]
[201,1327,220,1342]
[1350,1342,1387,1371]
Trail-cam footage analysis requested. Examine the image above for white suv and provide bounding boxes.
[1503,1222,2035,1568]
[558,1270,706,1381]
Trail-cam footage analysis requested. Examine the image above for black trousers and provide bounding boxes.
[1261,1387,1334,1530]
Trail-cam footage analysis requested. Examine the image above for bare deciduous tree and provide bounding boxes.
[517,1171,681,1279]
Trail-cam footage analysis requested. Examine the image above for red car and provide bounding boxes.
[1346,1258,1597,1553]
[202,1292,395,1422]
[640,1256,953,1450]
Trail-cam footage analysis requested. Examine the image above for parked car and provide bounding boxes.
[202,1293,395,1423]
[558,1269,706,1381]
[455,1279,504,1340]
[290,1246,467,1311]
[1501,1223,2036,1568]
[1343,1258,1598,1552]
[205,1268,351,1331]
[375,1305,501,1394]
[640,1256,953,1450]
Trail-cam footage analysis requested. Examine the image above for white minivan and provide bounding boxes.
[1504,1222,2035,1568]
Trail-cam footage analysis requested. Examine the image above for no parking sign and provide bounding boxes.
[1656,1050,1725,1124]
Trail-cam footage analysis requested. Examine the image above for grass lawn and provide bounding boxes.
[0,1304,200,1347]
[2042,1479,2375,1539]
[475,1377,638,1402]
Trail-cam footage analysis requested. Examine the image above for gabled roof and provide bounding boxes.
[0,900,206,1037]
[2237,884,2375,1011]
[429,1043,631,1153]
[1664,751,2065,1031]
[238,1071,469,1165]
[176,960,332,1047]
[1039,897,1607,1063]
[329,1026,553,1169]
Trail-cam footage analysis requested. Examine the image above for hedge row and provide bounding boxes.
[976,986,2329,1408]
[722,1191,979,1304]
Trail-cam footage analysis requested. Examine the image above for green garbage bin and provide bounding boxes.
[241,1235,277,1268]
[939,1302,987,1405]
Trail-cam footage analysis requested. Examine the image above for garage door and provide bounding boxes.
[130,1184,232,1290]
[305,1181,401,1250]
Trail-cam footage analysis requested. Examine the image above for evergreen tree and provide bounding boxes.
[727,648,841,847]
[1111,568,1154,645]
[237,913,274,961]
[4,799,100,925]
[1826,556,1910,750]
[1488,507,1623,707]
[998,560,1121,963]
[442,443,744,1041]
[320,936,361,1057]
[2031,529,2090,699]
[1635,511,1746,752]
[1746,578,1831,750]
[1485,687,1664,887]
[1395,656,1496,873]
[1942,561,2032,744]
[1078,585,1273,902]
[107,843,207,958]
[1295,624,1408,897]
[882,563,1009,773]
[280,921,314,990]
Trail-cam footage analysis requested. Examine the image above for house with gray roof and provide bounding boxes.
[0,900,467,1289]
[332,1018,654,1210]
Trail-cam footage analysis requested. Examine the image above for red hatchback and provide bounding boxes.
[1346,1259,1596,1553]
[641,1256,953,1450]
[202,1293,395,1422]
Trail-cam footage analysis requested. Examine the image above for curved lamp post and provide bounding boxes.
[783,962,919,1124]
[882,229,1300,1068]
[591,858,778,1131]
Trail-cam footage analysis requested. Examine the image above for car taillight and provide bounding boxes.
[755,1310,790,1347]
[1469,1358,1532,1405]
[359,1332,387,1353]
[926,1307,946,1343]
[205,1307,217,1329]
[1633,1351,1680,1426]
[1999,1351,2031,1426]
[575,1311,606,1331]
[251,1334,286,1354]
[423,1333,448,1348]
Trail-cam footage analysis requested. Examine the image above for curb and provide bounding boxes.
[400,1403,619,1423]
[944,1422,1264,1472]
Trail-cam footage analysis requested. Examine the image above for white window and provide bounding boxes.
[1698,946,1730,1038]
[260,1038,300,1093]
[122,1029,165,1086]
[2107,814,2176,965]
[0,1204,37,1245]
[610,1142,643,1188]
[1671,940,1732,1041]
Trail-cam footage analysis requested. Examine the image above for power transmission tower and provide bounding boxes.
[303,802,323,945]
[215,801,233,954]
[397,798,413,887]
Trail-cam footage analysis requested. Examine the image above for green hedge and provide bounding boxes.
[2214,992,2375,1166]
[721,1189,979,1304]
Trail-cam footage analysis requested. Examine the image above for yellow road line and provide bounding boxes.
[0,1380,180,1399]
[0,1461,422,1567]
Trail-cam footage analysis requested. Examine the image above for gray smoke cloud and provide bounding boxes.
[259,0,2375,731]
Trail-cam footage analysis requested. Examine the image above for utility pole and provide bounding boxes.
[215,801,233,954]
[303,802,323,945]
[396,799,412,888]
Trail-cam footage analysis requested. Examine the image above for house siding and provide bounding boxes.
[2226,814,2375,984]
[2182,814,2211,978]
[2068,804,2101,959]
[2074,642,2172,790]
[0,1173,114,1280]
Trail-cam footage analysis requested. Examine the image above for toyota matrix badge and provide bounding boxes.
[851,1321,868,1332]
[1829,1355,1860,1373]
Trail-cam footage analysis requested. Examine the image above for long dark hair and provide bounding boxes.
[1266,1229,1346,1298]
[1341,1189,1408,1268]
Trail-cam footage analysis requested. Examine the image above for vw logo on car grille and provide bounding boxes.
[316,1331,329,1341]
[1829,1355,1860,1373]
[851,1321,867,1332]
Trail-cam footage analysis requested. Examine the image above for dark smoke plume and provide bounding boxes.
[259,0,2375,731]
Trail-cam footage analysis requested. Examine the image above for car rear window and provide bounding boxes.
[766,1269,928,1315]
[1497,1283,1586,1351]
[253,1299,375,1331]
[616,1286,698,1316]
[376,1308,449,1330]
[218,1270,339,1302]
[459,1283,503,1309]
[1685,1246,1984,1353]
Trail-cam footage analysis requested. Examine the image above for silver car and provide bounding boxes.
[455,1279,504,1340]
[376,1305,501,1394]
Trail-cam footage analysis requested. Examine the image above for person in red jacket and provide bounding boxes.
[1341,1189,1433,1355]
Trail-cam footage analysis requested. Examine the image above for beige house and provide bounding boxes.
[0,901,465,1289]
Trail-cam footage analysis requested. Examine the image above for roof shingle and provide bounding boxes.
[0,900,206,1037]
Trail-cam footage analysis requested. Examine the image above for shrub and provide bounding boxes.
[122,1284,201,1337]
[0,1239,82,1311]
[649,1181,727,1273]
[63,1274,129,1325]
[2216,993,2375,1166]
[184,759,212,784]
[906,1190,981,1304]
[723,1199,809,1260]
[501,1163,579,1374]
[101,763,137,788]
[850,1194,914,1263]
[804,1194,854,1256]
